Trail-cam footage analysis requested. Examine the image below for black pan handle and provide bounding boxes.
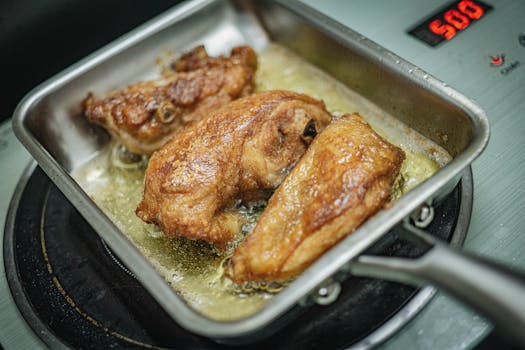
[346,222,525,348]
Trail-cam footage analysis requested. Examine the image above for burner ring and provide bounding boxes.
[4,163,472,349]
[100,238,136,279]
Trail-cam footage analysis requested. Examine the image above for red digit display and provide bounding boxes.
[408,0,493,47]
[458,0,484,20]
[429,19,457,40]
[444,9,470,30]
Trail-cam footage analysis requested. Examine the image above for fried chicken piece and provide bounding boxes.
[226,113,405,283]
[136,90,332,249]
[83,45,257,154]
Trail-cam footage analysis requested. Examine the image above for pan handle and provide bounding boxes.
[345,220,525,347]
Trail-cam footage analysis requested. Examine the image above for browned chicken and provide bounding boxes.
[136,90,332,249]
[83,45,257,154]
[225,113,405,283]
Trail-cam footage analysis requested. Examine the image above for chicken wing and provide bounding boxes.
[83,45,257,154]
[136,90,332,249]
[226,113,405,283]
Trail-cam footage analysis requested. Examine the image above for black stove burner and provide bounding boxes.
[4,165,468,349]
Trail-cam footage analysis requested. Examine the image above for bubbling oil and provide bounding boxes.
[73,43,449,321]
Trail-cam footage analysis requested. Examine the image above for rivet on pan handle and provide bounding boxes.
[300,278,342,307]
[314,279,342,306]
[410,201,435,229]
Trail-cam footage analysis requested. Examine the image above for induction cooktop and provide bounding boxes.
[1,0,524,349]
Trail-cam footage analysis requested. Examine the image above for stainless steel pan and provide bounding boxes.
[13,0,523,345]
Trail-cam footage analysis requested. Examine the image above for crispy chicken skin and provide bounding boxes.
[83,45,257,154]
[226,113,405,283]
[136,90,332,249]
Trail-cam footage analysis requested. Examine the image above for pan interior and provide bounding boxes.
[72,43,452,320]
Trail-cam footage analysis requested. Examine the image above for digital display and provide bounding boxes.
[408,0,493,47]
